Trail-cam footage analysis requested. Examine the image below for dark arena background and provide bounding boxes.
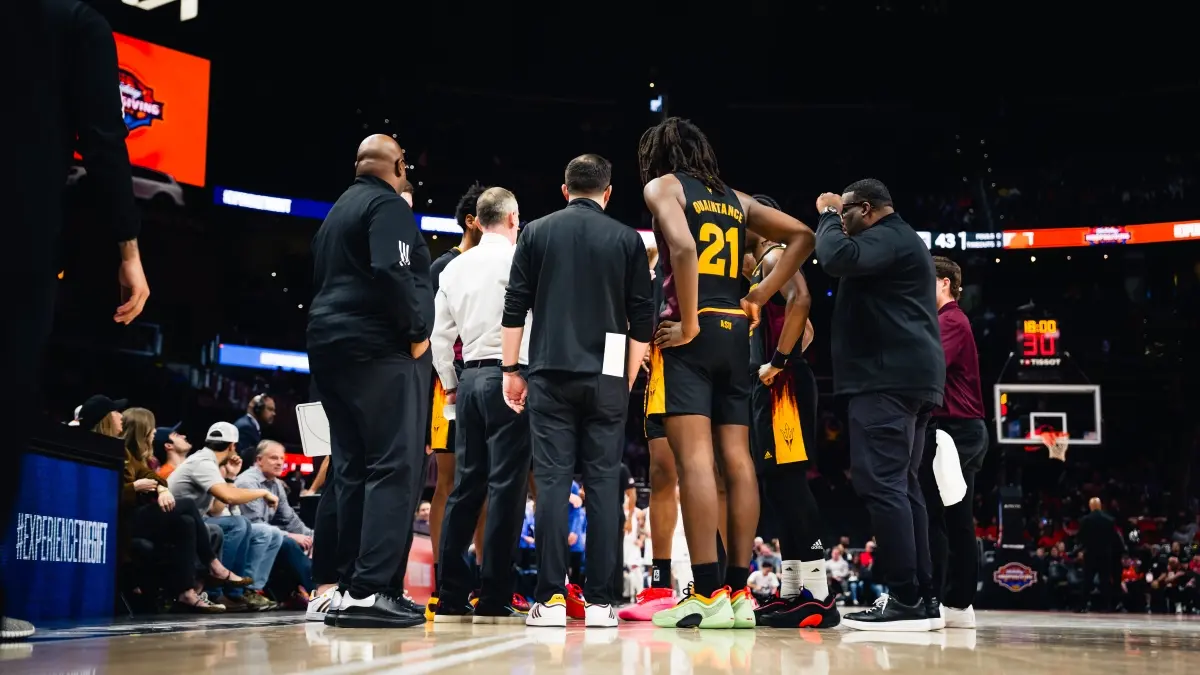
[2,1,1199,673]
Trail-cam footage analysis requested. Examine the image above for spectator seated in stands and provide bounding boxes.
[235,394,276,470]
[748,562,780,605]
[168,422,282,612]
[207,451,284,610]
[153,424,191,479]
[234,440,314,604]
[119,407,237,613]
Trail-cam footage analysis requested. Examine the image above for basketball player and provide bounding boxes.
[425,182,489,620]
[621,245,729,622]
[639,117,816,628]
[742,198,839,629]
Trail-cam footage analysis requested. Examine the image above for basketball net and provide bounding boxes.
[1042,431,1069,462]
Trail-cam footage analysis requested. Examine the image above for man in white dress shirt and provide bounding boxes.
[429,187,533,623]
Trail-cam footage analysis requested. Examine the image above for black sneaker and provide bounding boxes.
[842,595,932,632]
[758,593,841,629]
[925,597,945,630]
[472,602,529,625]
[433,598,476,624]
[337,593,426,629]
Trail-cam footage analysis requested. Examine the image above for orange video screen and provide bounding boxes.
[1003,221,1200,249]
[113,33,210,187]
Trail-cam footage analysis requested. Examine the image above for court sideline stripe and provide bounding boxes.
[294,633,516,675]
[377,635,538,675]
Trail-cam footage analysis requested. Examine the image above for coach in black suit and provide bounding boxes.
[814,179,945,632]
[307,135,433,629]
[500,155,654,625]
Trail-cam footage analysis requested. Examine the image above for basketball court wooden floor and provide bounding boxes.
[4,610,1198,674]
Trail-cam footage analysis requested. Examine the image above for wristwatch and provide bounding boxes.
[822,206,840,217]
[500,364,521,374]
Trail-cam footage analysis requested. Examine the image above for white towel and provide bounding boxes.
[932,429,968,506]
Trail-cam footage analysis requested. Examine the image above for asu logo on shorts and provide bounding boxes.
[430,379,450,450]
[119,69,165,131]
[769,374,807,464]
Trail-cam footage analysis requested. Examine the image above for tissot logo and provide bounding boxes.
[122,0,199,22]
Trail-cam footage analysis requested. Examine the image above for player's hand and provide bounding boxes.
[410,339,430,359]
[641,349,651,373]
[815,192,843,214]
[740,296,762,332]
[425,444,433,456]
[503,371,527,414]
[445,389,457,405]
[654,320,698,349]
[116,256,150,325]
[758,363,782,386]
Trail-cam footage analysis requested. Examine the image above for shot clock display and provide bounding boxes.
[1018,318,1061,367]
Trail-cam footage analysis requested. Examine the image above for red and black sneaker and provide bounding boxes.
[757,593,841,629]
[512,594,531,612]
[566,584,586,620]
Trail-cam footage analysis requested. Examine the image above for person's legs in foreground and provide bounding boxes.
[715,423,760,628]
[525,373,579,627]
[435,368,490,622]
[754,364,840,627]
[922,417,987,628]
[907,408,937,625]
[474,368,533,623]
[653,414,736,628]
[427,427,454,616]
[320,353,431,628]
[842,392,933,632]
[1,276,54,640]
[577,374,628,627]
[619,427,681,620]
[243,522,284,610]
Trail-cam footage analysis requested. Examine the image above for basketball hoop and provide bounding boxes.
[1041,431,1069,461]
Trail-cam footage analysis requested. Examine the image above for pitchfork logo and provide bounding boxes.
[119,69,165,132]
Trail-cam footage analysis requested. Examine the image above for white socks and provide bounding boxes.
[794,559,828,600]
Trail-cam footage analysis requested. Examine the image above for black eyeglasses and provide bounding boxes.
[844,201,870,213]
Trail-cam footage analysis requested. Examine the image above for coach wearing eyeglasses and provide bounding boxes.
[813,179,945,633]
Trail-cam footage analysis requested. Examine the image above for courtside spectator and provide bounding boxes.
[235,441,315,601]
[153,424,191,479]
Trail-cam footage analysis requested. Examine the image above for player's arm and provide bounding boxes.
[644,175,699,343]
[760,249,812,358]
[735,191,816,308]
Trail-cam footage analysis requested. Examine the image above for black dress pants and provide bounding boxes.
[1083,550,1116,611]
[917,417,988,609]
[0,274,55,619]
[129,497,214,595]
[528,372,627,605]
[311,350,432,599]
[438,366,532,607]
[311,475,339,586]
[847,392,934,604]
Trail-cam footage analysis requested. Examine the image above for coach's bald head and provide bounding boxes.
[1088,497,1102,512]
[355,134,406,193]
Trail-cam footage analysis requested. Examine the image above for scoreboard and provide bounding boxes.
[1018,318,1061,367]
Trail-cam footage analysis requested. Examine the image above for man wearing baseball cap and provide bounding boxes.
[169,422,281,611]
[153,423,190,480]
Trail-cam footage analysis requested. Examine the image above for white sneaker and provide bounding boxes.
[584,603,618,628]
[1,617,35,640]
[941,605,976,629]
[526,594,568,627]
[306,587,340,622]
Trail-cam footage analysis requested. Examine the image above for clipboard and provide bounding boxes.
[296,402,331,457]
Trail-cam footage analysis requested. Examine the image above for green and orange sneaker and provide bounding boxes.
[729,587,757,629]
[651,583,736,629]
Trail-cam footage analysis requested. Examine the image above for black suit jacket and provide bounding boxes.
[235,414,263,470]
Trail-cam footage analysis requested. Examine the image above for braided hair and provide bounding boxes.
[638,117,724,194]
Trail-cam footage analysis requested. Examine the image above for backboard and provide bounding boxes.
[994,384,1102,446]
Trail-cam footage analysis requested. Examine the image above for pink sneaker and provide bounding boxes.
[618,587,677,621]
